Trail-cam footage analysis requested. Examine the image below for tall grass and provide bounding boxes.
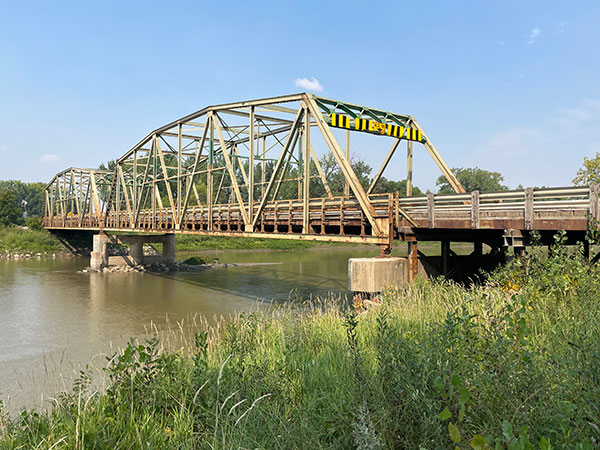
[0,227,63,254]
[1,240,600,448]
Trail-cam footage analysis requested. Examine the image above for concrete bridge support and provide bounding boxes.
[90,233,176,270]
[348,257,408,293]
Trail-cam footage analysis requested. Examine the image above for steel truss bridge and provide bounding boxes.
[43,93,600,278]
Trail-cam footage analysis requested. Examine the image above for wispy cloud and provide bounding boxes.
[471,98,600,187]
[555,99,600,129]
[294,77,324,93]
[527,27,540,45]
[555,22,566,35]
[40,154,60,163]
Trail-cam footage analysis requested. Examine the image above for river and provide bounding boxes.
[0,246,384,412]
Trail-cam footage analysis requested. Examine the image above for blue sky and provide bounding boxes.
[1,1,599,191]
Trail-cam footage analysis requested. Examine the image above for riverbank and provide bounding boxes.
[175,234,350,251]
[0,227,65,257]
[1,245,598,448]
[0,226,354,257]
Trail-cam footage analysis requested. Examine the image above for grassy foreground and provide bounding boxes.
[1,244,600,448]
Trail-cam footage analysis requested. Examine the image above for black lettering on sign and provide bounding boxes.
[329,113,424,142]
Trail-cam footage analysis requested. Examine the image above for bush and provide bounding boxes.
[183,256,206,265]
[24,216,43,231]
[0,227,62,253]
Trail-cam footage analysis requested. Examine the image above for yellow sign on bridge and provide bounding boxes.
[330,113,423,142]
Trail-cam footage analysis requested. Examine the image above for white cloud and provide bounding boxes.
[294,77,324,93]
[40,154,60,163]
[527,27,540,45]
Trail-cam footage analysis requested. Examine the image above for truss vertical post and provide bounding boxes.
[344,129,350,197]
[208,117,214,231]
[90,171,101,224]
[177,123,182,230]
[407,140,413,196]
[133,149,138,222]
[303,107,311,233]
[151,137,157,229]
[297,132,302,200]
[261,136,266,200]
[248,106,255,231]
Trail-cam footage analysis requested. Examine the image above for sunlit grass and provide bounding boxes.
[0,227,63,254]
[1,243,599,448]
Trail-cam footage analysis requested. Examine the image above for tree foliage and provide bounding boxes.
[573,153,600,186]
[0,180,46,225]
[97,151,424,211]
[0,190,22,226]
[436,167,508,194]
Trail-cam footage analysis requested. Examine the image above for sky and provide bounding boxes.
[0,1,599,192]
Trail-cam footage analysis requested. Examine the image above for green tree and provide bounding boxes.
[0,190,22,225]
[313,154,372,197]
[98,160,117,171]
[436,167,508,193]
[0,180,45,217]
[370,177,424,196]
[573,153,600,185]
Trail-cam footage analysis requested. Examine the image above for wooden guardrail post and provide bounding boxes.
[427,193,435,228]
[470,190,479,229]
[590,184,600,221]
[524,187,534,230]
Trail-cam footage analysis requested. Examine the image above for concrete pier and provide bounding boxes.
[348,257,408,293]
[90,233,176,270]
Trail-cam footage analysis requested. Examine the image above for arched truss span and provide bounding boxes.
[44,93,465,246]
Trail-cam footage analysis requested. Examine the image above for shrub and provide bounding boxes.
[24,216,43,231]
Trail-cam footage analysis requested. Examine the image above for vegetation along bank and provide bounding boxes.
[1,240,599,448]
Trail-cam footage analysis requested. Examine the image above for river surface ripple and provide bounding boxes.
[0,247,381,411]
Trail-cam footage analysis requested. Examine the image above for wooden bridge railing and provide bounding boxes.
[44,185,599,240]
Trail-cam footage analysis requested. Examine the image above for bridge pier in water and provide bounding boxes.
[90,233,175,270]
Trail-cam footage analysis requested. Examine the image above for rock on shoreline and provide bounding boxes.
[0,251,65,260]
[81,260,281,274]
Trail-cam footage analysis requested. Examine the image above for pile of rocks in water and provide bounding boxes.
[82,260,203,274]
[0,251,58,260]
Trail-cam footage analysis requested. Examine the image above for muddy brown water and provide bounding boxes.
[1,246,397,412]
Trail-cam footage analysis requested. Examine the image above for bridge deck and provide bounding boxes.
[44,185,598,248]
